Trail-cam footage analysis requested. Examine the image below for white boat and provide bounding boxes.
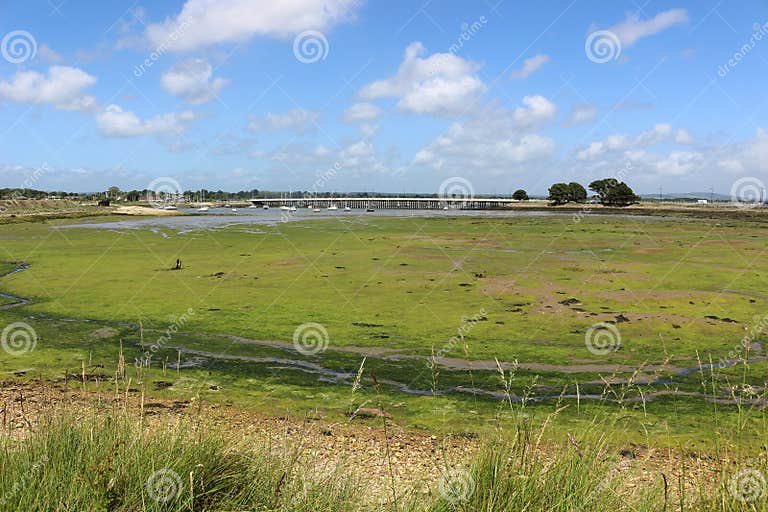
[197,206,210,212]
[263,205,269,210]
[288,206,297,212]
[248,204,258,209]
[442,206,449,210]
[327,205,338,211]
[344,206,352,212]
[279,205,291,211]
[232,208,238,212]
[163,205,177,211]
[313,208,321,212]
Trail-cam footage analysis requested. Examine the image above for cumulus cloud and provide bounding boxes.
[144,0,362,52]
[96,104,200,137]
[717,128,768,174]
[577,123,683,160]
[654,151,703,176]
[512,95,557,129]
[343,102,381,122]
[675,128,694,145]
[161,59,228,104]
[577,135,631,160]
[413,105,556,174]
[250,108,319,134]
[358,42,486,116]
[0,66,96,111]
[571,128,768,184]
[510,54,550,80]
[565,104,598,126]
[636,123,672,146]
[605,8,688,48]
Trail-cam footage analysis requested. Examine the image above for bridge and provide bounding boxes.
[249,197,521,209]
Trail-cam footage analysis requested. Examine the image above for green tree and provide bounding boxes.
[512,189,529,201]
[568,182,587,203]
[588,179,639,206]
[548,183,571,205]
[588,179,619,204]
[603,182,639,206]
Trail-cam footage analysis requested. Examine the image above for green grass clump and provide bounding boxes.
[0,414,360,512]
[1,411,767,511]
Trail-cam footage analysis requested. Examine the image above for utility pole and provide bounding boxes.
[659,185,663,203]
[710,187,714,203]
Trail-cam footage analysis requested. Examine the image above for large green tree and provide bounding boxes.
[568,182,587,203]
[548,183,571,205]
[512,189,529,201]
[588,179,639,207]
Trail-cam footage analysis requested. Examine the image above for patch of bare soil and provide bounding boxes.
[113,206,180,216]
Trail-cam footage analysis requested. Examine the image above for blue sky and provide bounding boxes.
[0,0,767,195]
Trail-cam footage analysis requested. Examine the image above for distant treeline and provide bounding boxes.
[1,188,523,202]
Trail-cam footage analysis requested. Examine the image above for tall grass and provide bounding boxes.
[0,413,360,512]
[0,409,764,511]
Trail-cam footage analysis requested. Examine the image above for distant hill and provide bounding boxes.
[639,192,732,201]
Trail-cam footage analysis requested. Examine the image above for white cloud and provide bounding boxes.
[510,54,550,80]
[339,139,375,163]
[512,95,557,129]
[360,123,378,137]
[250,108,319,134]
[675,128,694,145]
[565,104,598,126]
[96,104,200,137]
[718,128,768,174]
[577,135,631,160]
[161,59,228,104]
[38,44,62,63]
[145,0,362,52]
[343,102,381,122]
[359,42,486,116]
[636,123,672,146]
[413,107,555,174]
[0,66,96,111]
[578,123,682,160]
[606,8,688,47]
[654,151,702,176]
